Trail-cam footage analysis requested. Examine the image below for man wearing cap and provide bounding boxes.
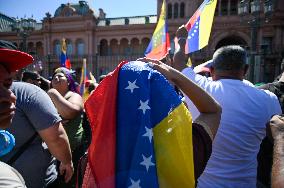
[172,26,281,187]
[0,48,24,187]
[0,40,73,188]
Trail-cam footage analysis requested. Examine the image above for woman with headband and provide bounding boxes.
[48,67,84,187]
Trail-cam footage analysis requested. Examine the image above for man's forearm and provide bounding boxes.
[48,129,72,164]
[39,123,72,164]
[272,134,284,188]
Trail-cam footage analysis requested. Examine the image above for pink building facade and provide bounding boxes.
[0,0,283,83]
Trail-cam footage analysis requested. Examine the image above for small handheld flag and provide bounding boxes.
[184,0,217,54]
[144,0,170,60]
[60,38,71,69]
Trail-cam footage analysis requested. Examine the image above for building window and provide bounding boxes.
[119,38,129,55]
[54,40,61,56]
[221,0,228,15]
[66,40,73,55]
[110,39,119,55]
[77,40,85,56]
[180,3,185,18]
[174,3,179,18]
[261,37,273,54]
[27,42,34,54]
[167,3,172,19]
[230,0,238,15]
[36,41,43,56]
[141,38,150,53]
[100,39,108,56]
[215,0,219,16]
[130,38,140,55]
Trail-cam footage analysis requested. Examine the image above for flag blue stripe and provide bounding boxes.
[188,16,200,53]
[144,41,153,55]
[60,52,67,67]
[116,61,181,187]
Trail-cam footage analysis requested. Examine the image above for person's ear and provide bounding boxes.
[209,66,215,75]
[26,78,33,84]
[209,66,216,80]
[244,64,249,76]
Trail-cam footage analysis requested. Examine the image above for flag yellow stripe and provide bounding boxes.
[154,0,166,33]
[199,0,217,49]
[153,103,195,188]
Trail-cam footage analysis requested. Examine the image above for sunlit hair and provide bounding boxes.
[212,45,247,71]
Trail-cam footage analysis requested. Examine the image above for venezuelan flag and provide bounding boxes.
[84,61,195,188]
[185,0,217,53]
[144,0,170,60]
[60,38,71,69]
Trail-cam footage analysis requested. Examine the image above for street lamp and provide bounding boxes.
[11,17,36,52]
[238,0,274,83]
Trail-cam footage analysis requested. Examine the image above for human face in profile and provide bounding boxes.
[51,72,69,92]
[0,64,16,129]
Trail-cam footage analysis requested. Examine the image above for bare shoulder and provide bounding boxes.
[65,91,82,100]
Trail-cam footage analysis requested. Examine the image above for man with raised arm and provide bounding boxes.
[172,26,281,187]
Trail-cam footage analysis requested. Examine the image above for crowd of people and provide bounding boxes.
[1,23,284,188]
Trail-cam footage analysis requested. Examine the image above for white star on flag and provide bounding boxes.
[125,80,139,93]
[128,178,141,188]
[140,154,155,172]
[143,126,153,143]
[138,100,151,114]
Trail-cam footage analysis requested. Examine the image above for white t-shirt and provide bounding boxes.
[182,67,281,187]
[184,76,255,121]
[0,161,26,187]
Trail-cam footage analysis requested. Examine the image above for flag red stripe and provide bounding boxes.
[84,61,128,188]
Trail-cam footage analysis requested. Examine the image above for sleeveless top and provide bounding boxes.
[64,94,84,151]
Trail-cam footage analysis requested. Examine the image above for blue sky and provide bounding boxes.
[0,0,157,22]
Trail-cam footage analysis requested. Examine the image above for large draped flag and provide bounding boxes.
[144,0,170,60]
[184,0,217,53]
[83,61,195,188]
[60,38,71,69]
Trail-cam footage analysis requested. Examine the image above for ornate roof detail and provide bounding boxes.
[54,1,96,18]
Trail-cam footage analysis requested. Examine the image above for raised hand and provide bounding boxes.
[137,57,180,83]
[172,25,188,71]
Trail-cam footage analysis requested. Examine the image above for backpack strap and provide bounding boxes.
[7,132,38,165]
